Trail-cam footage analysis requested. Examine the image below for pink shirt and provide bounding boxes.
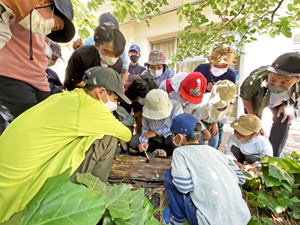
[0,17,49,91]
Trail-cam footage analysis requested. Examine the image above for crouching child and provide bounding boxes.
[163,113,251,225]
[225,114,273,170]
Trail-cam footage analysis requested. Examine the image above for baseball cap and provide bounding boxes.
[179,72,207,104]
[230,114,262,136]
[171,113,200,135]
[84,67,131,104]
[208,44,237,66]
[145,50,166,65]
[143,89,173,120]
[267,52,300,77]
[129,44,141,54]
[98,12,119,29]
[49,41,63,59]
[47,0,75,43]
[209,80,236,108]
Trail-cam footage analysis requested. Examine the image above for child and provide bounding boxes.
[225,114,273,169]
[128,89,182,156]
[193,80,236,148]
[164,113,251,225]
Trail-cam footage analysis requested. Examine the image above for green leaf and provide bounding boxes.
[183,220,191,225]
[152,206,164,214]
[143,196,154,212]
[247,199,261,207]
[0,211,23,225]
[287,3,295,11]
[289,210,300,219]
[256,191,283,214]
[144,215,161,225]
[261,166,292,192]
[291,151,300,159]
[279,158,300,174]
[277,198,292,210]
[273,187,291,199]
[176,7,181,15]
[268,164,295,186]
[103,215,113,225]
[76,172,107,200]
[20,168,106,225]
[107,184,132,219]
[261,217,273,225]
[179,15,183,23]
[290,196,300,203]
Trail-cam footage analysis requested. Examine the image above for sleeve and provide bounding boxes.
[157,125,171,139]
[193,64,200,72]
[83,36,95,45]
[139,117,150,143]
[228,158,246,185]
[77,101,132,142]
[115,105,135,127]
[64,51,85,89]
[225,134,238,162]
[120,48,129,70]
[159,80,167,91]
[171,150,194,194]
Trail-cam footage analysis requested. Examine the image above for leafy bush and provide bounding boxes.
[2,168,161,225]
[242,151,300,224]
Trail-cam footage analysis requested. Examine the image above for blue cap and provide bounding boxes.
[171,113,200,135]
[129,44,141,54]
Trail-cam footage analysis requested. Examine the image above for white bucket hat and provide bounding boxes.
[143,89,173,120]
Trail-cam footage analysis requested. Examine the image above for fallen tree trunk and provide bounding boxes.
[108,155,172,188]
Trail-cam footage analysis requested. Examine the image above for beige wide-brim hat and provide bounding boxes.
[209,80,236,108]
[207,44,237,66]
[230,114,262,136]
[143,89,173,120]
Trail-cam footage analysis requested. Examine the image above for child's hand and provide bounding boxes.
[234,160,245,169]
[138,142,148,152]
[142,131,157,139]
[209,122,219,136]
[201,129,211,141]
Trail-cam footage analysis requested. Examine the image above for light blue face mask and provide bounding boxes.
[173,134,182,147]
[267,83,289,94]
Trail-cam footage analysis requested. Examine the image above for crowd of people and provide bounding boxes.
[0,1,300,224]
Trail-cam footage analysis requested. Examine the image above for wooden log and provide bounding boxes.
[108,155,172,184]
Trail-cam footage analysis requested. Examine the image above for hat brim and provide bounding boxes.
[115,91,132,105]
[129,48,140,54]
[47,11,75,43]
[267,66,300,77]
[230,122,253,136]
[142,98,173,120]
[144,61,166,66]
[180,86,202,104]
[207,56,237,66]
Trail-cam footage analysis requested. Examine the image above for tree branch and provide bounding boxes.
[221,4,245,30]
[271,0,284,25]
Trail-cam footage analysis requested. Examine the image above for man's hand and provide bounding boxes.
[206,82,214,92]
[201,129,211,141]
[142,131,157,139]
[209,122,219,136]
[138,142,148,152]
[277,104,293,124]
[234,160,245,169]
[121,69,129,85]
[72,38,83,50]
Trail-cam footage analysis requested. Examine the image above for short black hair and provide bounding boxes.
[127,76,157,101]
[174,123,202,142]
[83,84,114,96]
[129,49,139,54]
[94,24,126,57]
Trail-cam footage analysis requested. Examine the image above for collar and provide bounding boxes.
[240,133,260,145]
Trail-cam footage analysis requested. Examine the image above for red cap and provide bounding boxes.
[179,72,207,104]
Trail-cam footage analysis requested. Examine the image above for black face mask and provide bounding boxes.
[130,55,139,63]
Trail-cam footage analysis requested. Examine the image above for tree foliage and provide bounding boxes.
[73,0,300,63]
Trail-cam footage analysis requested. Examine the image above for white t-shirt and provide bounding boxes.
[268,90,291,108]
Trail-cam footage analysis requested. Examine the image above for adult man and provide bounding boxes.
[0,0,75,49]
[128,44,146,76]
[46,40,64,94]
[240,52,300,157]
[64,24,126,91]
[0,67,132,223]
[73,12,129,83]
[0,0,75,135]
[194,44,237,92]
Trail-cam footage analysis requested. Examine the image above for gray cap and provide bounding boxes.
[84,67,131,104]
[267,52,300,77]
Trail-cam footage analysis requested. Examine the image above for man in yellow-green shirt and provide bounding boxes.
[0,67,132,223]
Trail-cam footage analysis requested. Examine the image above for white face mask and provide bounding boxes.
[19,8,55,36]
[180,96,198,113]
[48,59,56,67]
[150,68,163,77]
[137,97,146,105]
[173,134,182,147]
[207,103,230,123]
[210,65,228,77]
[100,90,118,112]
[99,52,119,66]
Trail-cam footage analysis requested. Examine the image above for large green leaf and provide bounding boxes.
[261,166,292,192]
[279,158,300,174]
[291,151,300,159]
[143,196,154,212]
[20,168,106,225]
[76,172,107,201]
[273,187,291,199]
[256,191,283,214]
[0,211,23,225]
[276,198,292,210]
[106,184,132,219]
[268,164,294,186]
[288,210,300,220]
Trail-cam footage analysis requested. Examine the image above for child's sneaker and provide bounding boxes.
[163,206,170,224]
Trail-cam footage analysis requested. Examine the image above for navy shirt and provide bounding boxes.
[128,63,146,75]
[194,63,236,91]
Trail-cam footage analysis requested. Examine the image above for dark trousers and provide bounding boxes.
[70,136,118,183]
[231,146,261,164]
[128,133,176,156]
[268,105,290,157]
[0,76,50,135]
